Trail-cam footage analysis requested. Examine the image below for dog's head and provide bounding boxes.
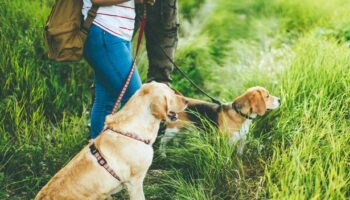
[139,82,188,122]
[233,86,280,116]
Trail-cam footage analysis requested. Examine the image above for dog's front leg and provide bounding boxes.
[126,176,146,200]
[236,134,246,156]
[229,131,246,156]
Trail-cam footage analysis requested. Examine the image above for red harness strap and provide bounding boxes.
[89,143,121,181]
[105,127,151,145]
[89,128,150,181]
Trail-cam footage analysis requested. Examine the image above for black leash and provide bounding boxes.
[157,44,223,105]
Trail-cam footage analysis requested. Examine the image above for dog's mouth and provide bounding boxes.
[167,111,178,121]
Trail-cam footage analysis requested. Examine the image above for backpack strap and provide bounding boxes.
[81,5,99,35]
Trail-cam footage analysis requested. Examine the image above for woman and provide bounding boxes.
[82,0,154,139]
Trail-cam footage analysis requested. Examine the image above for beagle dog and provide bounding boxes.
[162,86,280,156]
[35,82,187,200]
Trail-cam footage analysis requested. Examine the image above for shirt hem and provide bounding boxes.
[93,21,132,42]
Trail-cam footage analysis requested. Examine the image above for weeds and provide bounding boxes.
[1,0,350,199]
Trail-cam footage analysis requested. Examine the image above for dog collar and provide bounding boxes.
[105,127,151,145]
[232,103,255,120]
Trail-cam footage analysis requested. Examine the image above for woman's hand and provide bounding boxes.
[135,0,156,6]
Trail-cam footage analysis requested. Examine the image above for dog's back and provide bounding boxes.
[185,101,221,128]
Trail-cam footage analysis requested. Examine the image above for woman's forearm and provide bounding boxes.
[91,0,130,6]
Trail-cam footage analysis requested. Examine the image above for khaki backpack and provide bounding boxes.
[44,0,98,61]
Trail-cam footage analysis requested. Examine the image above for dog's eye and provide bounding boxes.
[266,95,270,98]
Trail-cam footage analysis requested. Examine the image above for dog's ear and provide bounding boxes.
[233,93,248,109]
[251,90,266,116]
[150,95,169,120]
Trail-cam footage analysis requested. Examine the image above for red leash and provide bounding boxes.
[89,5,148,182]
[111,5,147,114]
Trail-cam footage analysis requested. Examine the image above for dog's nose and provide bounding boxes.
[278,98,281,104]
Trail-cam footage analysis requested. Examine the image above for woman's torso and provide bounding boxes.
[82,0,136,41]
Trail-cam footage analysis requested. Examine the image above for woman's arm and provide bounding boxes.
[91,0,130,6]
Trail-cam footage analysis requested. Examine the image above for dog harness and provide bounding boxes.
[89,143,121,181]
[89,128,151,180]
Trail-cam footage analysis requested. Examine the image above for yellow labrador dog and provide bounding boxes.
[35,82,187,200]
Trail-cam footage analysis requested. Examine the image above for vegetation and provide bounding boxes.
[1,0,349,199]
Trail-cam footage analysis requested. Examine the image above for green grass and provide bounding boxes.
[265,37,350,199]
[1,0,350,199]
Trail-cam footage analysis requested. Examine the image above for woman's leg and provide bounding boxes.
[84,25,142,138]
[89,76,115,138]
[104,33,142,106]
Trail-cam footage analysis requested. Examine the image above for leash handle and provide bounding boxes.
[157,45,222,105]
[111,4,147,114]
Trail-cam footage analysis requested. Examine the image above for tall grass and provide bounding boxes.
[0,1,91,198]
[1,0,350,199]
[265,37,350,199]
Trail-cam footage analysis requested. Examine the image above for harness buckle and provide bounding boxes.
[90,145,97,154]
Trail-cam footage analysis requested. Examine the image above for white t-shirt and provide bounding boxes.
[82,0,135,41]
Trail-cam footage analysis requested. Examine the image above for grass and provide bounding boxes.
[1,0,350,199]
[265,37,350,199]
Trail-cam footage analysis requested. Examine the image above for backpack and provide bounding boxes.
[44,0,98,61]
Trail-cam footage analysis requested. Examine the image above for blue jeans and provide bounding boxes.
[84,24,142,139]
